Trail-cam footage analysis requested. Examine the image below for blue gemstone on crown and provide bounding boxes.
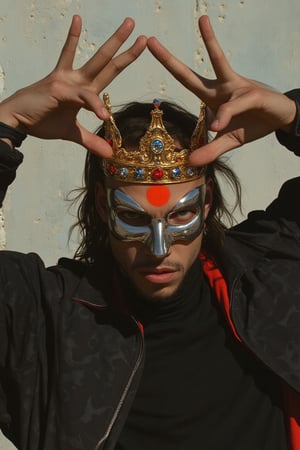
[119,167,128,178]
[172,167,181,178]
[102,93,206,184]
[151,139,164,154]
[135,168,145,179]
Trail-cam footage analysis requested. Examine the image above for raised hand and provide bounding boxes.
[147,15,296,165]
[0,15,147,156]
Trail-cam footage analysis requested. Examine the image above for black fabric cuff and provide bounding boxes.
[0,140,24,208]
[266,176,300,227]
[275,89,300,155]
[0,140,24,166]
[0,122,27,148]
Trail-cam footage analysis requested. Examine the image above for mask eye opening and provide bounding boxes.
[167,207,199,225]
[116,209,152,227]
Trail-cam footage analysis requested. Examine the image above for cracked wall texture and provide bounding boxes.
[1,0,300,448]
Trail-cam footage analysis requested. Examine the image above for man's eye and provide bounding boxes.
[168,209,197,225]
[117,210,150,226]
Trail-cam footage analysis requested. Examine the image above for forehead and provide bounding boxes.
[106,177,205,214]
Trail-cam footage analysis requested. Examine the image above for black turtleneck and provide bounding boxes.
[115,260,287,450]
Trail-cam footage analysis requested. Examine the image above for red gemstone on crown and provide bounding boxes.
[109,164,116,175]
[152,167,164,180]
[106,135,113,147]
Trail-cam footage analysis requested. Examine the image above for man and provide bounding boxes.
[0,14,300,450]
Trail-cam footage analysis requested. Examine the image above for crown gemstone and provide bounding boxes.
[109,164,116,175]
[151,139,164,154]
[152,167,164,180]
[103,93,206,184]
[172,167,181,179]
[119,167,128,178]
[106,135,113,147]
[135,168,145,179]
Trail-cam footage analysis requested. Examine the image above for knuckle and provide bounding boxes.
[219,102,232,115]
[96,47,111,63]
[109,59,124,75]
[48,78,63,91]
[48,78,67,97]
[245,85,266,106]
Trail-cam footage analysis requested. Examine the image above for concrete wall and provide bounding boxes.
[1,0,300,448]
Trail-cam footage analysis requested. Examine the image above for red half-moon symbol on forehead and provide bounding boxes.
[146,185,170,207]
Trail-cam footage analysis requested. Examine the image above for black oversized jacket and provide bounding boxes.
[1,92,300,449]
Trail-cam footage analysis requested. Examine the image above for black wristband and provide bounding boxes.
[0,121,27,147]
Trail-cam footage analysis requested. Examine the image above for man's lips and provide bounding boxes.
[138,267,178,284]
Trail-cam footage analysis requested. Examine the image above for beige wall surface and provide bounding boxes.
[1,0,300,448]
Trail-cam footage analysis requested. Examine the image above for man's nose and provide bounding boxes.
[146,219,170,258]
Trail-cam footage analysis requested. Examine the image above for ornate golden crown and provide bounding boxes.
[101,93,207,184]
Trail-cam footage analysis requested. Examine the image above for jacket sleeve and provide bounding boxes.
[0,250,64,447]
[225,165,300,395]
[0,141,23,208]
[275,89,300,155]
[265,176,300,227]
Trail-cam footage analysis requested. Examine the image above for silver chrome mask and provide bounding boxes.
[106,185,206,257]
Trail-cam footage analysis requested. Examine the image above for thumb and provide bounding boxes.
[189,133,242,165]
[70,124,113,157]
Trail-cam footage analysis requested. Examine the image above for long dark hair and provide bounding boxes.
[70,100,241,263]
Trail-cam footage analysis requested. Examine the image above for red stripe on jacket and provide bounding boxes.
[200,254,300,450]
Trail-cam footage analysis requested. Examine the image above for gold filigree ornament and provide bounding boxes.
[101,93,207,184]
